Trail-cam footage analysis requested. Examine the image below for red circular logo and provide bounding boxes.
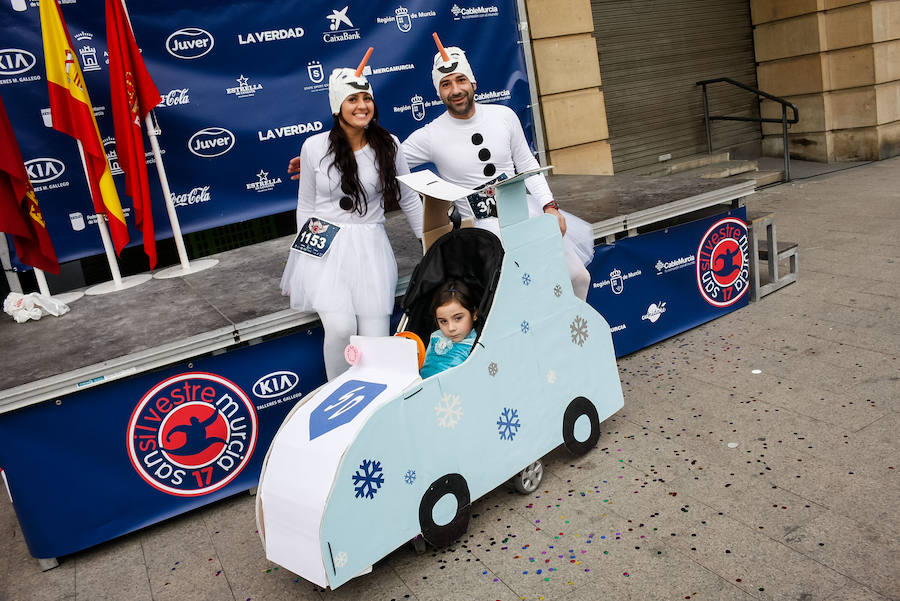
[696,217,749,307]
[127,373,257,497]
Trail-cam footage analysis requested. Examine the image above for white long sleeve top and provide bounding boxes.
[402,103,553,219]
[296,131,423,235]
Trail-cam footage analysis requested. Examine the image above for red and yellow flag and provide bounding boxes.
[40,0,129,254]
[106,0,160,268]
[0,94,60,274]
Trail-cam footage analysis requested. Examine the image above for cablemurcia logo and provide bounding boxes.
[127,373,258,497]
[696,217,749,307]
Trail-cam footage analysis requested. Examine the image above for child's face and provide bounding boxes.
[435,300,475,342]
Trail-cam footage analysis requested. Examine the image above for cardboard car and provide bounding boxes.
[255,169,625,588]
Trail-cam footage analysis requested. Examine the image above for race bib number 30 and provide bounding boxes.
[292,218,340,257]
[466,173,508,219]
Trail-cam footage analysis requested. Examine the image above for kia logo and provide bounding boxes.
[0,48,37,75]
[24,158,65,184]
[188,127,235,158]
[252,371,300,399]
[166,28,215,60]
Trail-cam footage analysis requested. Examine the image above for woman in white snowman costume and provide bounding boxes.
[281,48,423,379]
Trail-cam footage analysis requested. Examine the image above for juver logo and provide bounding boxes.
[189,127,235,158]
[166,28,215,60]
[127,373,258,496]
[696,217,749,307]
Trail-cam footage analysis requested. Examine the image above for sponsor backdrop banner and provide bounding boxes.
[1,0,531,269]
[587,207,750,357]
[0,328,326,559]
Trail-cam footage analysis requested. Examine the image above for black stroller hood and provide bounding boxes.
[400,228,504,343]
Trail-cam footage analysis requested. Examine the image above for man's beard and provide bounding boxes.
[444,89,475,116]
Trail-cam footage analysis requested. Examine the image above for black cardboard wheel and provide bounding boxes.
[562,397,600,455]
[418,473,471,547]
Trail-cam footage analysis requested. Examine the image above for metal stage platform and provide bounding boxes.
[0,174,753,414]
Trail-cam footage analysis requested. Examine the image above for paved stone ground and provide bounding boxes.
[1,158,897,601]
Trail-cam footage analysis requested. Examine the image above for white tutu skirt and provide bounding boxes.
[281,222,398,316]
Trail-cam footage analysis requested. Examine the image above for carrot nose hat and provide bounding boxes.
[328,47,374,115]
[431,33,476,93]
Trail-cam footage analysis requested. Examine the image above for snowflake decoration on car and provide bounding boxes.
[522,273,531,286]
[570,315,589,346]
[488,361,498,377]
[333,551,348,568]
[435,393,463,429]
[497,408,521,441]
[521,320,530,334]
[351,459,384,499]
[404,469,416,485]
[554,284,563,297]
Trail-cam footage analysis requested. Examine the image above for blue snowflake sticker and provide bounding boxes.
[522,273,531,286]
[521,320,530,334]
[352,459,384,499]
[497,408,521,441]
[404,470,416,485]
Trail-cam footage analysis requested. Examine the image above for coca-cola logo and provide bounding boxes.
[159,88,190,107]
[171,186,211,207]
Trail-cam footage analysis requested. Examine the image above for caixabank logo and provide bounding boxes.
[127,373,258,497]
[696,217,749,307]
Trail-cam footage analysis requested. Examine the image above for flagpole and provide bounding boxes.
[144,112,217,279]
[74,140,150,295]
[117,0,216,279]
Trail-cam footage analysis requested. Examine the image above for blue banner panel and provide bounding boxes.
[0,328,327,559]
[1,0,532,269]
[587,207,750,357]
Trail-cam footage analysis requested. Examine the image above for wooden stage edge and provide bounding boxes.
[0,174,754,412]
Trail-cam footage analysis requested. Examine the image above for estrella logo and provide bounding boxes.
[308,379,387,440]
[127,372,258,497]
[696,217,749,307]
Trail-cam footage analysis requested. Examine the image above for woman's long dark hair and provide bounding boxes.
[326,102,401,215]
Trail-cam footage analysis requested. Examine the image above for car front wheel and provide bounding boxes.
[418,473,471,547]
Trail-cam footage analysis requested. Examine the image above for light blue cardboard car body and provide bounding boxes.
[257,169,625,588]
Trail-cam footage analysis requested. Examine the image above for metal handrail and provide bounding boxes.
[697,77,799,183]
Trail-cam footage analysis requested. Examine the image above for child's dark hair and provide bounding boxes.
[430,279,478,320]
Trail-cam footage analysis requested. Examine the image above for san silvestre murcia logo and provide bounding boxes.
[127,373,258,496]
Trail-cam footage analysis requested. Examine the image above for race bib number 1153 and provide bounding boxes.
[292,218,340,257]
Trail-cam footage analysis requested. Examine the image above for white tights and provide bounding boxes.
[319,312,390,380]
[565,249,591,301]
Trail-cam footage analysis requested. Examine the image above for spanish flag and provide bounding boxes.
[40,0,129,254]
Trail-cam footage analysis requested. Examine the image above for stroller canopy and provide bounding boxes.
[401,228,504,343]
